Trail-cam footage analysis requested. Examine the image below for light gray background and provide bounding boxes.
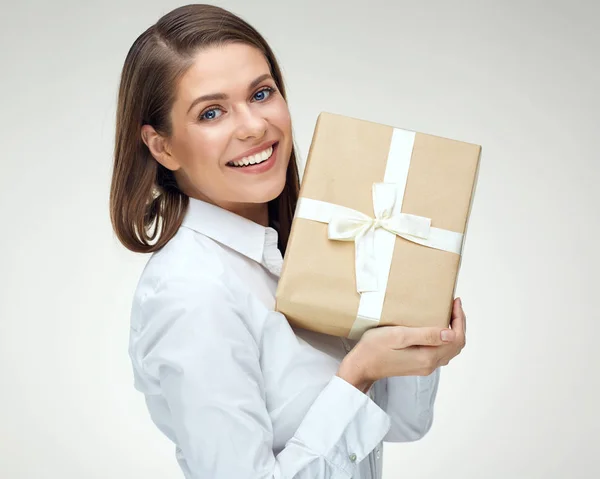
[1,0,598,477]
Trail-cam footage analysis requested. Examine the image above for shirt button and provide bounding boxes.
[349,453,357,463]
[376,448,381,460]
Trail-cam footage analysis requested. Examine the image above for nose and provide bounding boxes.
[235,106,267,141]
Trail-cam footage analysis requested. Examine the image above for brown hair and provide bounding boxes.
[109,4,300,255]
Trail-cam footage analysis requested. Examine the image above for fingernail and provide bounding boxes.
[458,297,463,306]
[441,330,454,341]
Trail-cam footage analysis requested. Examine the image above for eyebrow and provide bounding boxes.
[186,73,273,114]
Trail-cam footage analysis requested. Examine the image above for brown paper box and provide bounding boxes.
[275,112,481,338]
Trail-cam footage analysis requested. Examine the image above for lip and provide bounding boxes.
[226,142,279,175]
[228,140,278,164]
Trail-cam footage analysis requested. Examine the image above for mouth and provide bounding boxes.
[226,141,279,174]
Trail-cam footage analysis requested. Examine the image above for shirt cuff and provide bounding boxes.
[291,375,391,475]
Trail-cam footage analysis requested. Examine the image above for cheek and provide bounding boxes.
[274,103,293,165]
[270,98,292,133]
[178,126,228,171]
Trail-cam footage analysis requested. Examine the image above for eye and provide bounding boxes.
[253,87,274,102]
[199,107,223,121]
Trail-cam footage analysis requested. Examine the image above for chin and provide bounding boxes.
[243,165,289,203]
[250,180,286,204]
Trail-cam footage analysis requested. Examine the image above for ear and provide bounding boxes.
[141,125,181,171]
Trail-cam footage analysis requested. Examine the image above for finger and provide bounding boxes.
[451,298,466,335]
[394,326,456,348]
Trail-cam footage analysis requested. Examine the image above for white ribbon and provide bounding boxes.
[327,182,432,292]
[294,128,464,339]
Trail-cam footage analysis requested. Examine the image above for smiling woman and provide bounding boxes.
[139,42,293,228]
[108,4,458,479]
[110,6,299,254]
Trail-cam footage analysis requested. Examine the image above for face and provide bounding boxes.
[142,42,293,225]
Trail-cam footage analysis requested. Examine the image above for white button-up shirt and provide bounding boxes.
[128,197,440,478]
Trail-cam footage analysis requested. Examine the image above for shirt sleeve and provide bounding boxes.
[379,369,441,442]
[138,275,391,479]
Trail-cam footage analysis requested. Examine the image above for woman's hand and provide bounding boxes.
[337,298,467,393]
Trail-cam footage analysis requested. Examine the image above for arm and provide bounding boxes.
[336,330,443,443]
[382,297,467,442]
[338,348,441,443]
[139,276,391,478]
[339,298,468,444]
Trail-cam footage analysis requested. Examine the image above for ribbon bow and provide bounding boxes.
[327,183,432,293]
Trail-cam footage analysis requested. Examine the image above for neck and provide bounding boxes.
[233,202,269,227]
[185,186,269,227]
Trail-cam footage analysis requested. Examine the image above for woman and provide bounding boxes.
[109,4,466,478]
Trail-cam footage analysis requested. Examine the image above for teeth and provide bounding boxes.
[230,146,273,167]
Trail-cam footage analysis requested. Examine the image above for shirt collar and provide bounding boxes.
[181,197,282,276]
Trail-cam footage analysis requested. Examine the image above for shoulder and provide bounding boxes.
[129,227,267,359]
[132,227,244,319]
[138,227,228,291]
[130,227,234,315]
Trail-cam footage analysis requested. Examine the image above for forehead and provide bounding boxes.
[176,43,271,101]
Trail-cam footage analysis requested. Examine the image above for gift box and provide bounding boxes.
[275,112,481,339]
